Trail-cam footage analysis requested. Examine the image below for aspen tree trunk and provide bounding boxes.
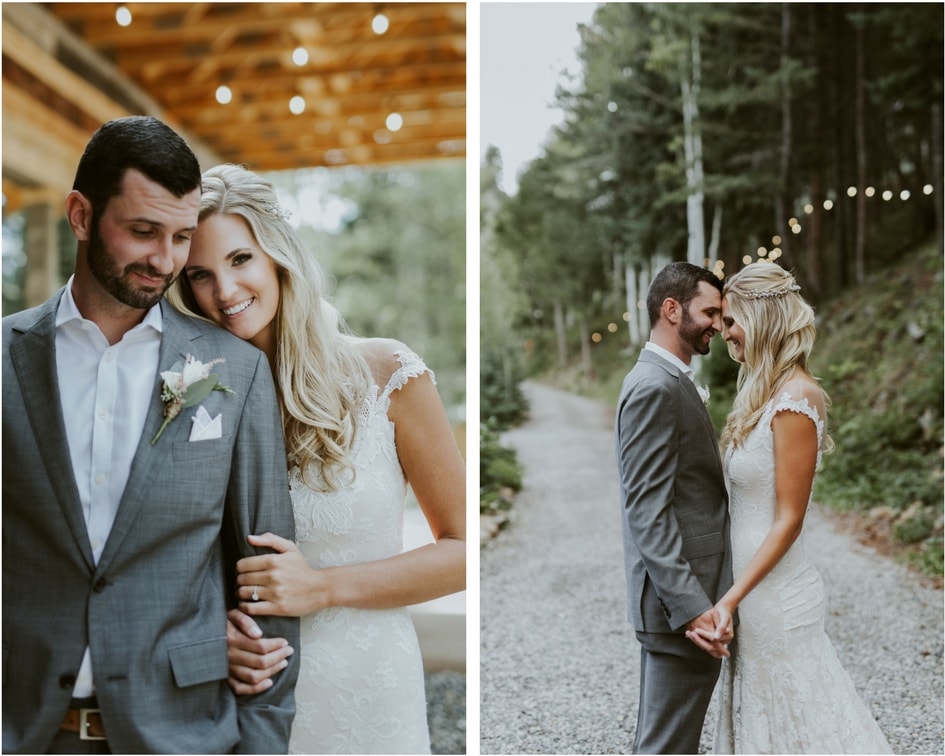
[553,300,568,369]
[708,204,722,264]
[681,23,706,267]
[625,265,640,346]
[579,315,593,379]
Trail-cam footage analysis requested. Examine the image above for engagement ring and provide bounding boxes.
[251,586,259,601]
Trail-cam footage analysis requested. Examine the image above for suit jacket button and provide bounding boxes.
[92,577,107,592]
[59,674,76,689]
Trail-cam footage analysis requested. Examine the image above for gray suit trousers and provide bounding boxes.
[633,634,721,755]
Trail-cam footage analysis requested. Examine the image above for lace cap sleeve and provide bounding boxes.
[381,347,435,400]
[770,381,826,461]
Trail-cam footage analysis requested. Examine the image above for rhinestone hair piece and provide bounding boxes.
[740,283,801,300]
[263,202,292,222]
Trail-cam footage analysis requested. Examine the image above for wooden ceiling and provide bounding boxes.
[2,2,465,213]
[42,2,466,172]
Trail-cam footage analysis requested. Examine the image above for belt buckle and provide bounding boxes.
[79,708,106,741]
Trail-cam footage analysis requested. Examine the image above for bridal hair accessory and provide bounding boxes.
[264,202,292,222]
[741,282,801,300]
[151,354,234,444]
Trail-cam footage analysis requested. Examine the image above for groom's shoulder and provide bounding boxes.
[164,308,266,362]
[3,291,61,335]
[626,350,675,382]
[619,352,678,401]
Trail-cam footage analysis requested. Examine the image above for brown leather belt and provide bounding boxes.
[61,707,107,741]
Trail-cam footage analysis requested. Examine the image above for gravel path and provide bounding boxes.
[427,670,466,754]
[480,381,943,754]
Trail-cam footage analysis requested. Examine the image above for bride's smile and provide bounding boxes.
[185,212,280,355]
[222,297,255,317]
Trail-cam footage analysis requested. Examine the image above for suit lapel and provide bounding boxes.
[95,306,207,573]
[640,350,725,476]
[684,377,726,475]
[8,291,96,572]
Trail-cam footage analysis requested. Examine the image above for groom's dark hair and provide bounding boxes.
[647,262,723,329]
[73,115,201,226]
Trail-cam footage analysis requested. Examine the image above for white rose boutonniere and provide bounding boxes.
[697,384,710,405]
[151,355,234,444]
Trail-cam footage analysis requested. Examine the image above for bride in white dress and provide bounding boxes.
[167,165,466,754]
[688,262,891,754]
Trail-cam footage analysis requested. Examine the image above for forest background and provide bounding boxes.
[480,2,943,578]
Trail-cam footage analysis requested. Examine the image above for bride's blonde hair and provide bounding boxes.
[167,164,371,491]
[720,262,834,452]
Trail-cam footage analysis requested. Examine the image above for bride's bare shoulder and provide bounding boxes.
[778,374,827,416]
[353,337,413,386]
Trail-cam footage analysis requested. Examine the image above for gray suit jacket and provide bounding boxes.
[2,291,300,754]
[615,350,733,651]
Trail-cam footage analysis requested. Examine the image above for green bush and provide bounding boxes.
[810,240,943,576]
[480,350,529,431]
[903,536,944,577]
[814,241,944,523]
[892,504,936,545]
[480,422,523,515]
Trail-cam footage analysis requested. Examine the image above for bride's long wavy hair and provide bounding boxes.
[720,262,834,452]
[167,164,370,491]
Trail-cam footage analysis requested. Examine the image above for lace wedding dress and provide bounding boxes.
[714,386,892,754]
[287,349,432,754]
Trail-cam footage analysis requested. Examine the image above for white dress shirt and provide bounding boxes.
[644,340,696,383]
[55,277,164,697]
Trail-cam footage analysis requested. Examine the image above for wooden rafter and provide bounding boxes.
[3,1,465,202]
[39,1,466,172]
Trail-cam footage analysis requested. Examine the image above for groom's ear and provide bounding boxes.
[661,297,682,325]
[65,191,93,242]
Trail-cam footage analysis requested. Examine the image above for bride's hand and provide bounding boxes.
[226,608,294,695]
[236,532,329,617]
[686,602,735,651]
[714,602,735,643]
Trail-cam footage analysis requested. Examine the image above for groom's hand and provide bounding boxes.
[226,608,294,695]
[685,608,731,659]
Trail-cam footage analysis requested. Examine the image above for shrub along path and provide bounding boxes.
[479,380,944,754]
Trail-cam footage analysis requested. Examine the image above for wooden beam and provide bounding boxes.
[117,49,466,92]
[2,180,64,215]
[2,83,88,197]
[230,134,464,172]
[52,3,463,47]
[2,22,128,125]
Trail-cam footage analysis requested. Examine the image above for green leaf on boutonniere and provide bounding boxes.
[151,355,234,444]
[182,374,234,407]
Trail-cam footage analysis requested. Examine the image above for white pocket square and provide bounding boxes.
[189,405,222,441]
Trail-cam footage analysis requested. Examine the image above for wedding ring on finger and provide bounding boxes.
[251,585,259,602]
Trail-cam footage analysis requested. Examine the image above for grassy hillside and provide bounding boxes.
[812,240,943,576]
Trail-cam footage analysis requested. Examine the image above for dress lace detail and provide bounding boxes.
[714,390,892,754]
[288,347,434,754]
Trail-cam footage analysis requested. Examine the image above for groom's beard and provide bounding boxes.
[680,306,714,355]
[87,218,175,310]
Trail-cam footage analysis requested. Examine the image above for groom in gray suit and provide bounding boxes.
[615,262,734,754]
[2,116,299,753]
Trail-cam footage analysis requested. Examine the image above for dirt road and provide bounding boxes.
[480,381,943,754]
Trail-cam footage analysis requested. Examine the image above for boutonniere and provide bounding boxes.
[151,355,234,444]
[697,384,710,405]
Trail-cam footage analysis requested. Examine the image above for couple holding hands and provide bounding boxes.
[616,261,892,753]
